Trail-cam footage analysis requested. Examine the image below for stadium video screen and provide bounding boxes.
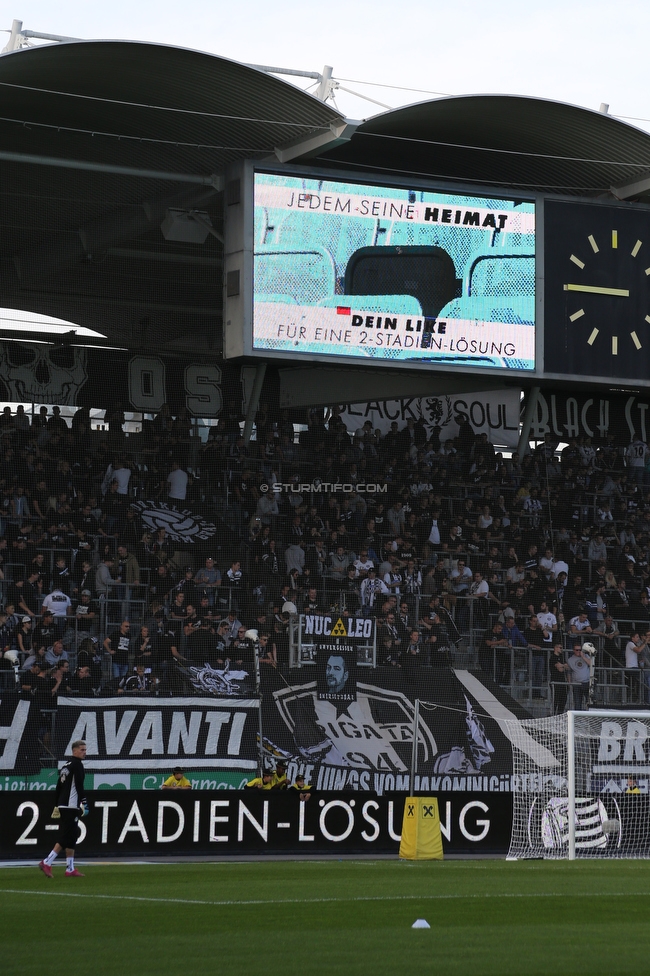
[252,172,536,371]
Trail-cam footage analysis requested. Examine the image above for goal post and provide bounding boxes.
[567,709,575,861]
[507,710,650,860]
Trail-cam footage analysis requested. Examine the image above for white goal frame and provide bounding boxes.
[567,710,650,860]
[508,709,650,861]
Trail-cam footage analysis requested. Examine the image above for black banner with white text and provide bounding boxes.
[0,341,240,415]
[529,389,650,443]
[0,790,513,857]
[52,698,259,774]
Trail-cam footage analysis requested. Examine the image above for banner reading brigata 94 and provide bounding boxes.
[253,172,535,372]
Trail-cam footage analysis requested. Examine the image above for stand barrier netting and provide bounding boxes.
[507,711,650,860]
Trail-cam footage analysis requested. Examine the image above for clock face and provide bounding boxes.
[545,200,650,380]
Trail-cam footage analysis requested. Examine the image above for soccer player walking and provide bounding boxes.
[39,739,88,878]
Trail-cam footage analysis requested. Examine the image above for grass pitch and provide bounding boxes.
[2,859,650,975]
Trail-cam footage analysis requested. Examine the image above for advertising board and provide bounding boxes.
[0,790,513,857]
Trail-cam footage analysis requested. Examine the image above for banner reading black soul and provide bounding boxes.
[528,388,650,443]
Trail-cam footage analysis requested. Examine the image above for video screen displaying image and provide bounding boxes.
[253,172,535,370]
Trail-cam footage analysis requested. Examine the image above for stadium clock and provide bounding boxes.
[544,200,650,381]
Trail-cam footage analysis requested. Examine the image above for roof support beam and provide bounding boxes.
[106,248,222,267]
[275,120,358,163]
[0,149,221,187]
[244,62,321,81]
[611,172,650,200]
[279,366,508,409]
[15,292,221,315]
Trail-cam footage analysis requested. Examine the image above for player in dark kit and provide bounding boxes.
[38,739,88,878]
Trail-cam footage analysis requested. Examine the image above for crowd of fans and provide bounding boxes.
[1,401,650,727]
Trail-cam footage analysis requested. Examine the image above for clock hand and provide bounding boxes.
[563,284,629,297]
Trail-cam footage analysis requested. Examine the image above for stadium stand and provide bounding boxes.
[0,398,648,762]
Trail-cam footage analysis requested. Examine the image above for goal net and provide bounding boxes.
[507,710,650,860]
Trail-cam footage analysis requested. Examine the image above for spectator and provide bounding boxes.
[502,615,527,648]
[68,664,94,696]
[174,568,198,607]
[95,555,120,598]
[360,568,389,608]
[537,600,558,636]
[18,570,42,618]
[132,625,156,669]
[285,541,305,576]
[522,614,547,698]
[567,642,593,710]
[383,557,403,594]
[101,458,131,497]
[378,611,402,665]
[328,545,352,582]
[569,611,593,634]
[221,610,243,640]
[169,591,188,619]
[449,559,472,595]
[594,616,622,664]
[468,570,495,618]
[104,620,131,680]
[162,767,192,789]
[41,586,72,633]
[72,558,95,598]
[587,533,607,564]
[15,616,33,659]
[549,642,569,713]
[625,631,649,703]
[74,637,102,690]
[167,461,188,506]
[47,405,68,434]
[353,548,374,579]
[224,560,244,591]
[33,612,57,655]
[399,629,423,672]
[73,591,99,637]
[116,544,141,587]
[45,639,68,668]
[118,664,154,696]
[387,501,406,537]
[195,557,221,605]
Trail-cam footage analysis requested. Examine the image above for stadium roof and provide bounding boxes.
[0,40,343,355]
[322,94,650,197]
[2,39,650,356]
